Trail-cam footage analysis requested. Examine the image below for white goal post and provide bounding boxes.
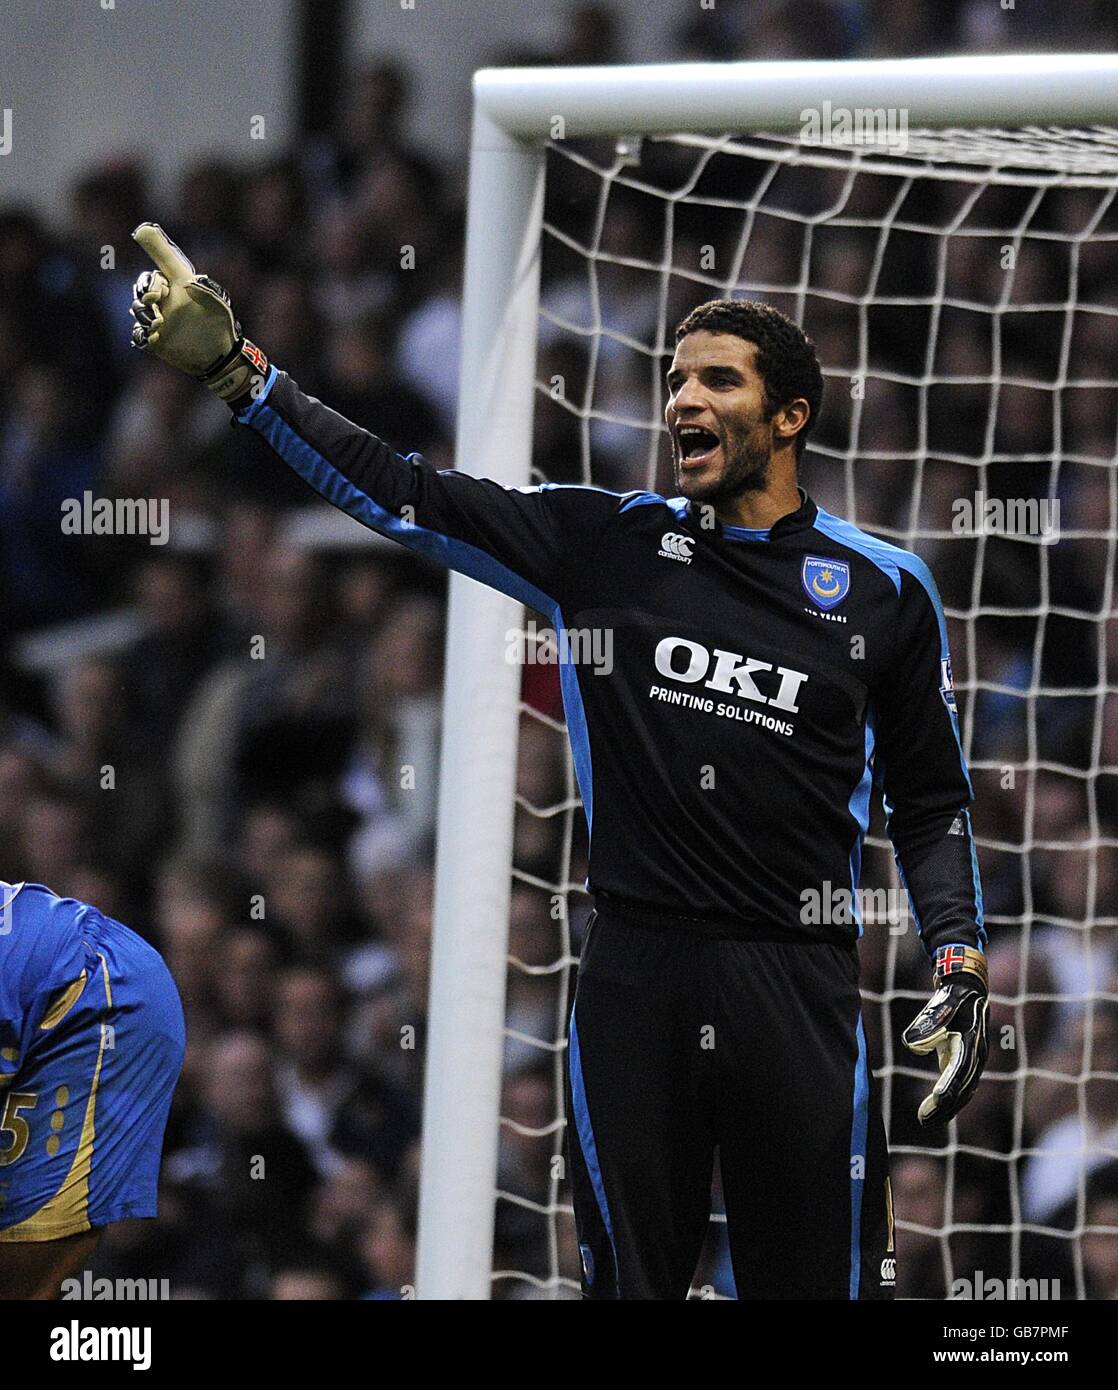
[416,53,1118,1301]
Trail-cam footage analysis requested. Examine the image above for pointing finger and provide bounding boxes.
[132,223,196,283]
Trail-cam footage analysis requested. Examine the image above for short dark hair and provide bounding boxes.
[674,298,824,459]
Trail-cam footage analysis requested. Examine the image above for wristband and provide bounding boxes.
[933,943,987,991]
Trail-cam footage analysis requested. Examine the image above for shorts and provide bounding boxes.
[0,913,185,1241]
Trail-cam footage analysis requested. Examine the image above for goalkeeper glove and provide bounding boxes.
[902,943,989,1126]
[129,222,268,405]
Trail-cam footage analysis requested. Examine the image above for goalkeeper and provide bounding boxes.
[129,224,988,1301]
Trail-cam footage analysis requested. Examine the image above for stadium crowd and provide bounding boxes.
[1,0,1116,1298]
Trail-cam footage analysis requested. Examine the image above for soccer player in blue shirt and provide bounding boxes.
[0,882,184,1298]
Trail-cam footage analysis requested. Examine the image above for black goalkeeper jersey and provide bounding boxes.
[237,367,985,956]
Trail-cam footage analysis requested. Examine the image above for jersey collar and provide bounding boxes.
[678,488,818,542]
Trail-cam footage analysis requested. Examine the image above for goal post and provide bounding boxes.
[416,111,545,1301]
[416,53,1118,1301]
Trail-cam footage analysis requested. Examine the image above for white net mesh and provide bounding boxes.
[493,125,1118,1299]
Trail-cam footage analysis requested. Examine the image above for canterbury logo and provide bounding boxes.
[880,1257,896,1283]
[658,531,694,563]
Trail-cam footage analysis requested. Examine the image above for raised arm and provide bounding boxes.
[128,222,616,609]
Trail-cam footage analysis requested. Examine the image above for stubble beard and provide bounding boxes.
[675,428,773,507]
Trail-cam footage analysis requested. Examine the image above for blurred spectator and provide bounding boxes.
[242,157,308,275]
[164,1031,318,1296]
[0,364,104,632]
[341,593,444,849]
[322,310,444,453]
[553,3,624,65]
[272,963,357,1172]
[1023,1003,1118,1223]
[270,1258,350,1300]
[358,1194,418,1299]
[1083,1167,1118,1299]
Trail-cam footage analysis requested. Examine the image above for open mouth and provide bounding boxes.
[677,425,721,468]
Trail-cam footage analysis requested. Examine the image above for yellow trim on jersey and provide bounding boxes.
[38,971,88,1030]
[0,953,111,1243]
[885,1176,895,1254]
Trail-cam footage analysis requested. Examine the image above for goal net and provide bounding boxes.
[417,58,1118,1302]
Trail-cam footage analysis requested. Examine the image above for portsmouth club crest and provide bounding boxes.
[801,555,851,611]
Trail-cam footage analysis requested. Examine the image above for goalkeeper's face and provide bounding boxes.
[665,332,778,505]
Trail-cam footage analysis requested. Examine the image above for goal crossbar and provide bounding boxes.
[475,54,1118,138]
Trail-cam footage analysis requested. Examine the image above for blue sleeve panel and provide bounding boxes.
[236,368,620,616]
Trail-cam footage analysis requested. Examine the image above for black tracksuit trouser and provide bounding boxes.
[566,897,895,1300]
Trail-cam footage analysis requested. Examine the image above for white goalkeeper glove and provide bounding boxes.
[129,222,268,405]
[903,944,989,1126]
